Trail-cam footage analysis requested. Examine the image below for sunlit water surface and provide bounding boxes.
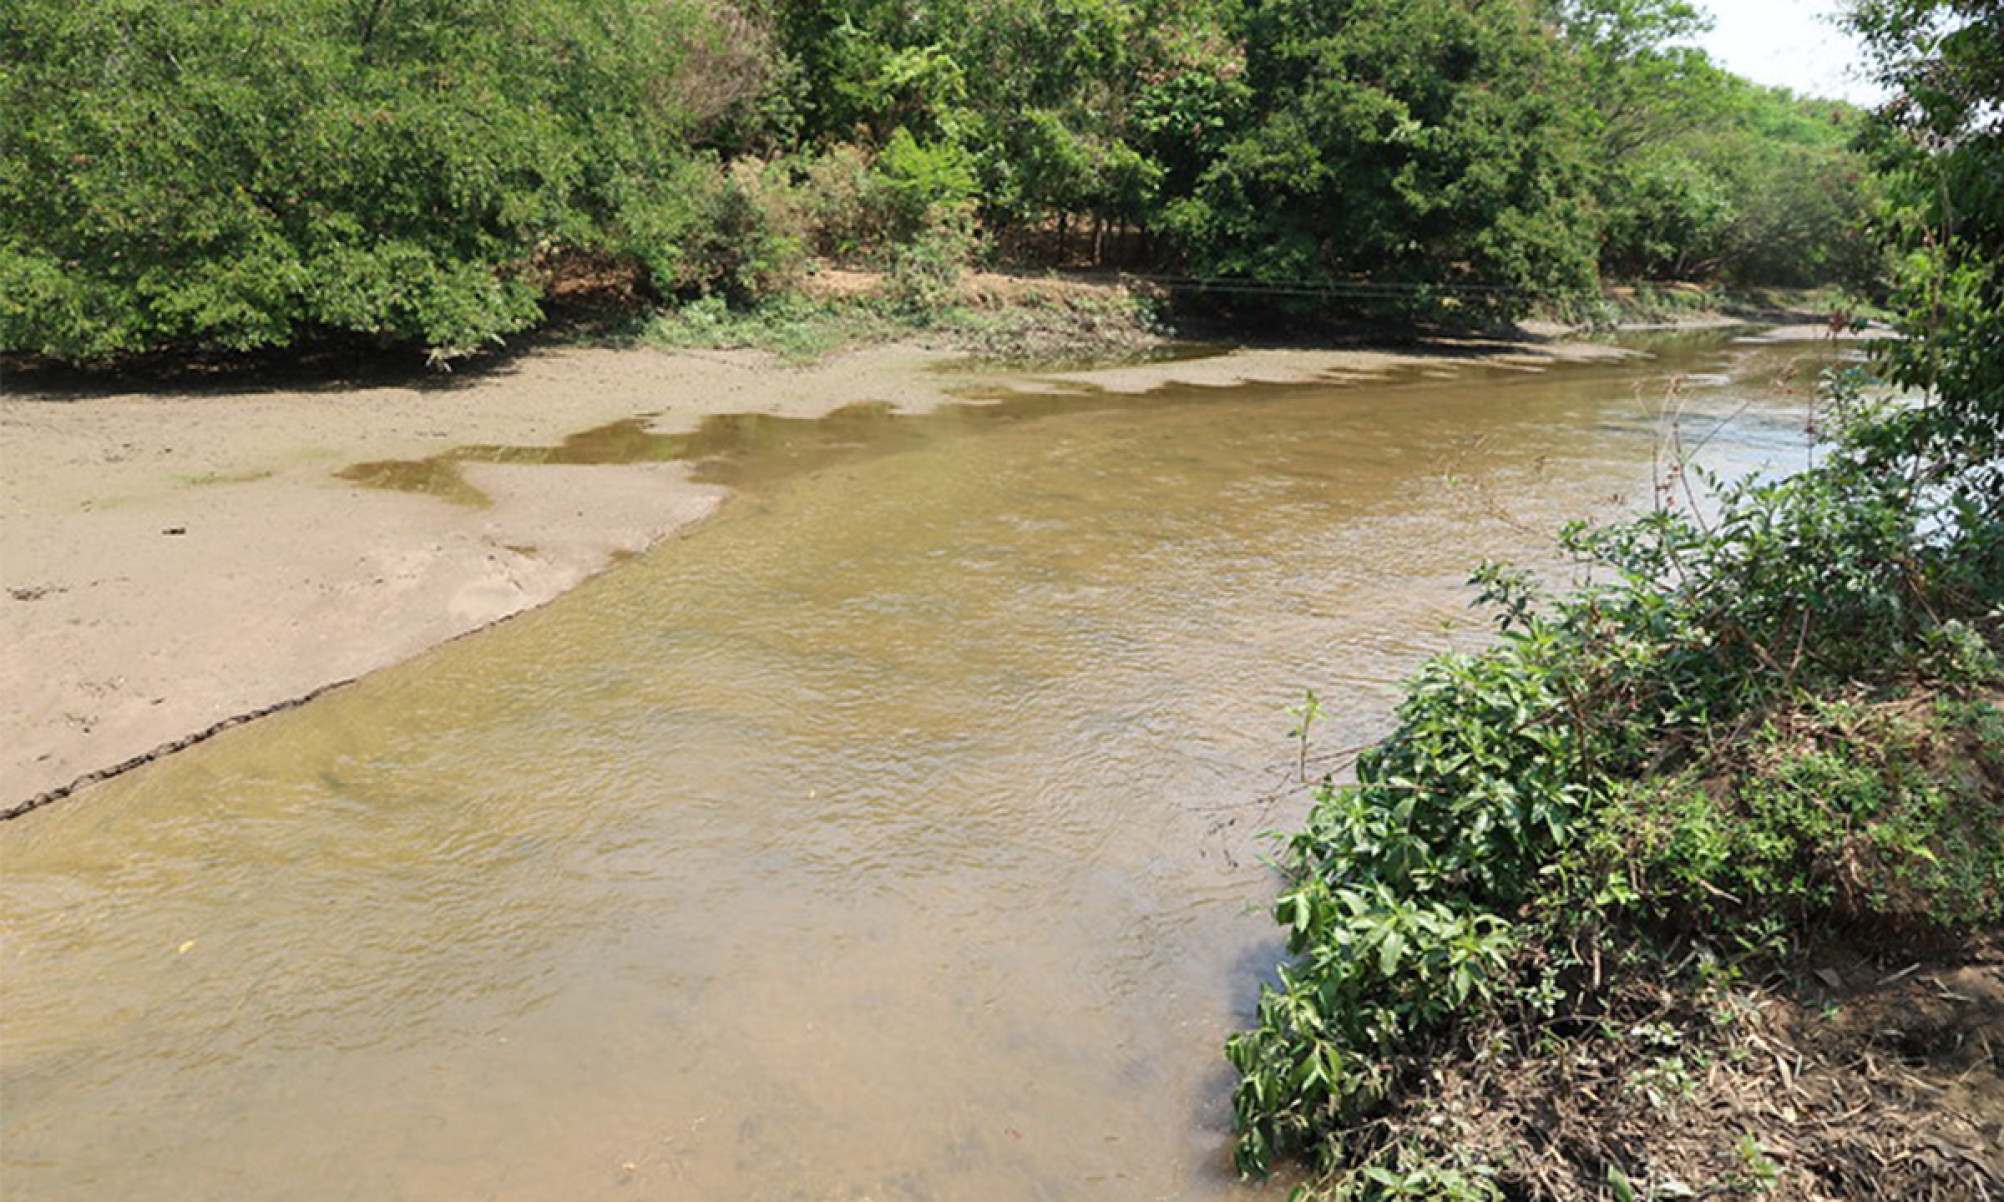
[2,332,1845,1200]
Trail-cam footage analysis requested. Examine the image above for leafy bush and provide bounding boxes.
[1582,696,2004,951]
[801,144,890,260]
[3,0,1895,363]
[790,134,984,274]
[1226,15,2004,1188]
[1228,363,2004,1191]
[643,293,897,362]
[872,128,979,238]
[633,156,810,304]
[882,218,976,319]
[1598,156,1735,280]
[1168,0,1604,322]
[0,0,757,360]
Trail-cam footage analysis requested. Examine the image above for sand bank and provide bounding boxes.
[1,333,1629,811]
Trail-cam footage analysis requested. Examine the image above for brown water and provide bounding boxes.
[2,332,1841,1201]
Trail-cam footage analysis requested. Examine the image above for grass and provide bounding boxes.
[642,294,907,362]
[638,275,1169,365]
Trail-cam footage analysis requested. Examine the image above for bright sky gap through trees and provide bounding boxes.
[1694,0,1886,103]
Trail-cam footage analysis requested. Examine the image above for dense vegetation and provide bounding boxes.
[3,0,1880,361]
[1228,1,2003,1197]
[4,0,1995,1192]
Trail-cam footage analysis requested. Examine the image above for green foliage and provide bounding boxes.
[0,0,759,359]
[1597,157,1735,280]
[1566,1,1883,289]
[872,129,980,237]
[1849,0,2004,507]
[2,0,1896,362]
[1347,1152,1503,1202]
[643,293,902,362]
[1233,442,2002,1192]
[1227,189,2000,1202]
[640,268,1166,363]
[766,0,1881,317]
[635,156,812,305]
[1229,878,1516,1174]
[798,143,884,259]
[882,220,976,318]
[1583,696,2004,953]
[1167,0,1602,320]
[937,285,1168,363]
[1230,249,2002,1196]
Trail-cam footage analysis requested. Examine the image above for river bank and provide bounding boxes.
[1,329,1645,812]
[5,329,1882,1202]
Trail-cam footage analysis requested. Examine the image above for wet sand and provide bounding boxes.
[1,333,1629,809]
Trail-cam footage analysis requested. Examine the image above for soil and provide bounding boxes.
[1381,938,2003,1201]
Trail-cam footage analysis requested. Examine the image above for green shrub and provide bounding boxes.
[801,143,891,260]
[872,128,980,239]
[1580,697,2004,951]
[635,156,810,304]
[883,219,976,319]
[1228,367,2004,1191]
[796,139,979,268]
[643,293,893,362]
[0,0,751,361]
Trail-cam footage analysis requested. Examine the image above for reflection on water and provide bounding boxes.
[2,334,1837,1201]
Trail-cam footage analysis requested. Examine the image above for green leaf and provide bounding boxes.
[1378,928,1406,977]
[1606,1165,1637,1202]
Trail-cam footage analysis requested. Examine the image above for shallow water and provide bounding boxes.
[2,333,1841,1201]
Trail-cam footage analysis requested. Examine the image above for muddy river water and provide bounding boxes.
[2,332,1844,1200]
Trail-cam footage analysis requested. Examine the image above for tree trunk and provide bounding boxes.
[357,0,393,57]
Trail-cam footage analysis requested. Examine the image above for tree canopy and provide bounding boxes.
[1,0,1891,360]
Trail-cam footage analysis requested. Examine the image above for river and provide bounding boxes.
[0,330,1845,1200]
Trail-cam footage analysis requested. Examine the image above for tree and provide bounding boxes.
[1847,0,2004,498]
[1166,0,1600,318]
[0,0,747,359]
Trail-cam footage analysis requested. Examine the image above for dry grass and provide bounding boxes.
[1371,935,2003,1200]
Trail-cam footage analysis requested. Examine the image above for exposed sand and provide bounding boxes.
[1,333,1630,812]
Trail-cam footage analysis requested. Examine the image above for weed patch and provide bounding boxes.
[1229,364,2004,1198]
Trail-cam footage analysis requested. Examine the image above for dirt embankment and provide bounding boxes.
[2,332,1630,812]
[1412,941,2004,1200]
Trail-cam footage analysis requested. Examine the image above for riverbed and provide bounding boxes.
[1,335,1635,807]
[1,329,1845,1200]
